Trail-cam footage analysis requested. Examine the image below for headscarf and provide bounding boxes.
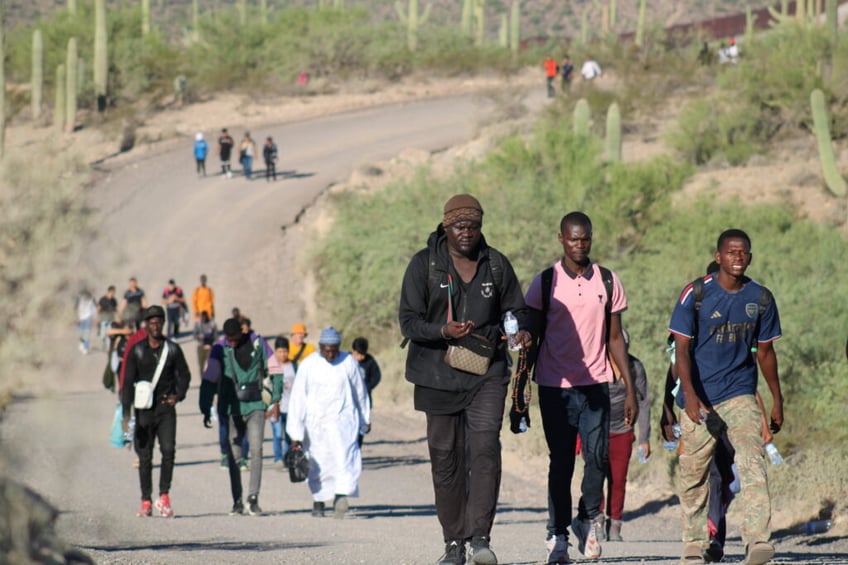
[442,194,483,227]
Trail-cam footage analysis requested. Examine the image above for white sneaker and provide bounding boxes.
[546,534,571,563]
[571,517,602,559]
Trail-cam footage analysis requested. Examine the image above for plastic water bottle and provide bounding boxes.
[518,416,528,433]
[764,442,783,465]
[637,445,649,463]
[124,415,136,446]
[503,311,519,351]
[672,423,681,438]
[662,439,678,451]
[729,463,741,494]
[801,520,832,534]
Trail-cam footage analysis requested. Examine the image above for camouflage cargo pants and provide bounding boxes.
[677,394,771,548]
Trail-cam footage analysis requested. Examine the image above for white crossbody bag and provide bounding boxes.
[134,342,170,410]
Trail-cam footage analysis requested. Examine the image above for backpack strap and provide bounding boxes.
[598,265,614,342]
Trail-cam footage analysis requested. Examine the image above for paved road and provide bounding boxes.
[5,91,848,564]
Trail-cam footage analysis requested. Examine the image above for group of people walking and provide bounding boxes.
[193,128,280,181]
[399,194,784,565]
[96,272,378,522]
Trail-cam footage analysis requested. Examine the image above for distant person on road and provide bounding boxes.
[560,55,574,92]
[194,310,218,374]
[350,336,381,447]
[289,323,316,372]
[192,274,215,322]
[194,132,209,177]
[97,285,118,350]
[239,132,257,180]
[544,55,559,98]
[669,229,784,565]
[118,277,148,327]
[287,327,370,519]
[600,328,651,543]
[162,279,187,338]
[76,290,97,355]
[263,136,278,182]
[581,55,602,80]
[217,128,235,178]
[399,194,530,565]
[121,306,191,518]
[200,318,282,516]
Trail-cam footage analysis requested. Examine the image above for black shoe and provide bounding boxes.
[311,501,325,517]
[247,495,262,516]
[229,500,244,515]
[333,494,349,518]
[468,536,497,564]
[704,540,724,563]
[439,540,466,565]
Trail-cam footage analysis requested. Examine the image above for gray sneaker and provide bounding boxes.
[247,495,262,516]
[468,536,497,564]
[545,533,571,563]
[571,516,602,559]
[229,500,244,515]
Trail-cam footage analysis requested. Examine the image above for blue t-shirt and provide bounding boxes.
[194,140,209,160]
[669,275,781,407]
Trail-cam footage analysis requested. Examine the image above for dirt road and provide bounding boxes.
[4,92,847,564]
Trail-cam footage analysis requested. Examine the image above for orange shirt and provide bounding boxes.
[192,286,215,319]
[544,58,558,78]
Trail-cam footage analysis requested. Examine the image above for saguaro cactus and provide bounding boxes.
[94,0,108,111]
[142,0,151,35]
[32,29,44,121]
[745,6,754,45]
[68,0,77,14]
[474,0,487,46]
[635,0,646,47]
[192,0,201,42]
[826,0,838,48]
[580,9,588,44]
[605,103,622,162]
[239,0,247,26]
[573,99,591,137]
[601,4,610,35]
[609,0,617,30]
[498,13,508,47]
[65,38,78,132]
[395,0,431,51]
[0,6,5,159]
[510,0,520,54]
[55,64,66,131]
[810,88,847,196]
[260,0,268,25]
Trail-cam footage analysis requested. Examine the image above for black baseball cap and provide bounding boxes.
[144,305,166,320]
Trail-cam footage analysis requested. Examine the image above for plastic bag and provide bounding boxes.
[110,404,126,448]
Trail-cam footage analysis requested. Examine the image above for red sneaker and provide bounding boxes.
[155,494,174,518]
[136,500,152,517]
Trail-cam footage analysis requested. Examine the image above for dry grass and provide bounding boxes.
[0,141,93,411]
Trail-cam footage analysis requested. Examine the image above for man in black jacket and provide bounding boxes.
[399,194,531,565]
[122,305,191,518]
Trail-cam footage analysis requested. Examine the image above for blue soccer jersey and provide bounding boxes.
[669,275,781,407]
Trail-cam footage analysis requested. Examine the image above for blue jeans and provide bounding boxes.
[242,155,253,179]
[270,412,290,462]
[77,318,92,352]
[219,415,249,460]
[539,383,610,537]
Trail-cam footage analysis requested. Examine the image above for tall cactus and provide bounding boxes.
[601,4,609,35]
[68,0,77,14]
[55,64,66,131]
[635,0,646,47]
[0,5,5,159]
[32,29,44,121]
[768,0,792,27]
[142,0,150,35]
[810,88,847,196]
[580,8,588,44]
[510,0,520,54]
[498,13,508,48]
[461,0,473,36]
[94,0,108,111]
[260,0,268,25]
[192,0,201,42]
[605,103,622,162]
[65,38,78,133]
[609,0,617,31]
[239,0,247,26]
[474,0,487,47]
[826,0,838,48]
[796,0,807,23]
[395,0,431,51]
[745,6,753,46]
[573,99,591,137]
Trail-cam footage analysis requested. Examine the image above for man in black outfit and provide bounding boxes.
[122,305,191,518]
[398,194,531,565]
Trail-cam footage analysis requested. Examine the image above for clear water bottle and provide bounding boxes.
[672,423,681,438]
[503,311,519,351]
[729,463,741,494]
[124,415,136,446]
[802,520,832,534]
[637,445,649,463]
[764,442,783,465]
[518,416,528,433]
[662,439,678,451]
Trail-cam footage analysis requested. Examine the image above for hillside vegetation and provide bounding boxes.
[310,15,848,523]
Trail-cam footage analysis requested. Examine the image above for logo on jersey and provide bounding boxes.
[710,311,722,319]
[745,303,758,318]
[481,282,494,298]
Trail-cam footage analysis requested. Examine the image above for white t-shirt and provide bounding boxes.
[581,60,602,80]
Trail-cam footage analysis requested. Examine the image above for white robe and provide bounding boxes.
[286,351,370,501]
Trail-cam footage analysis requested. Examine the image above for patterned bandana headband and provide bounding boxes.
[443,194,484,227]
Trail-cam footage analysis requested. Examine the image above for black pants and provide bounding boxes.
[196,158,206,176]
[265,160,276,181]
[539,383,610,537]
[166,307,181,337]
[425,376,507,542]
[134,402,177,501]
[546,76,555,98]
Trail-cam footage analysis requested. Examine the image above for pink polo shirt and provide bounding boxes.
[525,262,627,388]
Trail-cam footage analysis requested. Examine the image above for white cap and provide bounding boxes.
[195,132,203,141]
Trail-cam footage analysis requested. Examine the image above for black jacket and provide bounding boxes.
[399,225,528,412]
[122,338,191,417]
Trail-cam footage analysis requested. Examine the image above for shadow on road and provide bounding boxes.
[623,494,678,521]
[363,454,429,470]
[81,540,326,553]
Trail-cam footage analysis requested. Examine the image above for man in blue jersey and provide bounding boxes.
[669,229,784,565]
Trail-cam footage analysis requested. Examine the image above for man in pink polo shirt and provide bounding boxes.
[525,211,638,564]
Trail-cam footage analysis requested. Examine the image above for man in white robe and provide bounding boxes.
[287,326,371,518]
